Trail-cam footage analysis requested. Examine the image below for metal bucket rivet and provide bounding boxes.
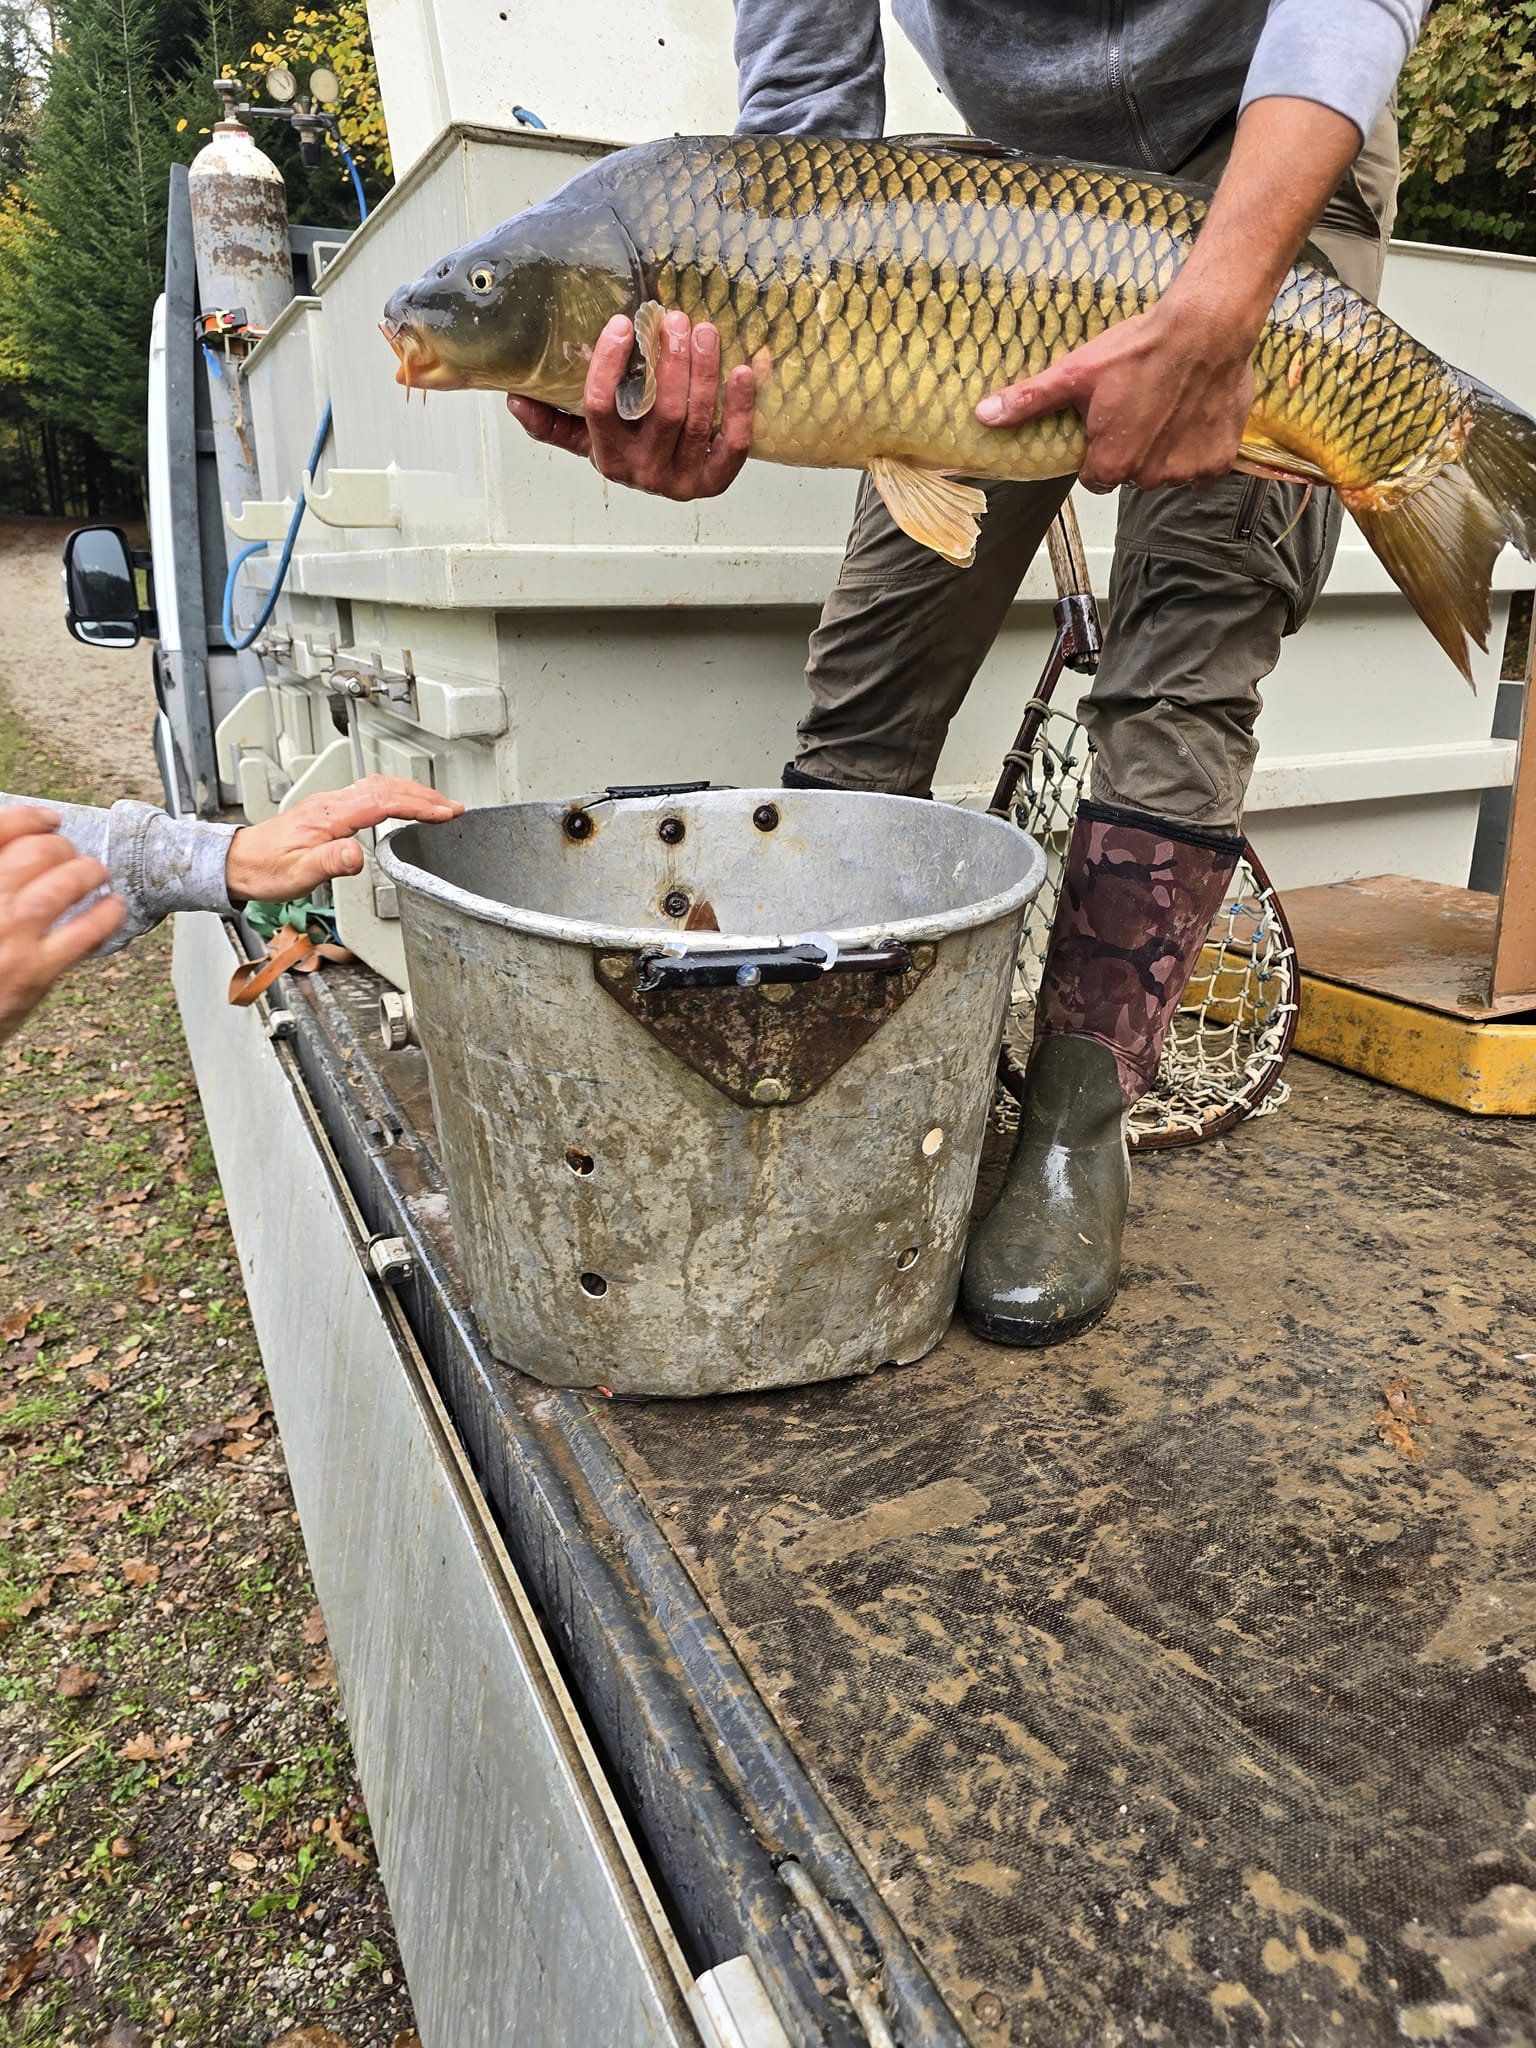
[922,1127,945,1156]
[661,890,691,918]
[750,1077,791,1106]
[598,955,628,982]
[752,803,780,832]
[658,817,686,845]
[579,1272,608,1298]
[563,808,594,842]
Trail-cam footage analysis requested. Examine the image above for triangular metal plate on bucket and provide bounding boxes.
[593,949,934,1107]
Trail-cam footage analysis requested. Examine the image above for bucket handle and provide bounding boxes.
[635,936,911,993]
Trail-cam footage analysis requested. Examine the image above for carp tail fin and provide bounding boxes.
[1346,385,1536,686]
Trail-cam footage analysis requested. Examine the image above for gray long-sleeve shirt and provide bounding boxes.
[0,793,237,953]
[734,0,1427,169]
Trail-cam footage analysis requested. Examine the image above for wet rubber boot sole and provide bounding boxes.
[964,1283,1119,1349]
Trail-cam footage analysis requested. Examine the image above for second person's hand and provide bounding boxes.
[508,312,755,502]
[225,776,465,905]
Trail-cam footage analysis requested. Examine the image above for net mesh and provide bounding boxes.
[999,706,1297,1150]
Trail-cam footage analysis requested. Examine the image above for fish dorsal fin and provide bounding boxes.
[887,132,1019,160]
[616,299,666,422]
[867,458,986,566]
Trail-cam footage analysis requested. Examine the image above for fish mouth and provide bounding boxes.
[378,316,471,393]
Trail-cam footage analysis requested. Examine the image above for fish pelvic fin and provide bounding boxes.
[1344,383,1536,686]
[615,299,666,423]
[867,458,986,567]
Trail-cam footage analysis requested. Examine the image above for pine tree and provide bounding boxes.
[6,0,185,468]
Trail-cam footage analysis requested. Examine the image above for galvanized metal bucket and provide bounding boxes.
[379,787,1045,1397]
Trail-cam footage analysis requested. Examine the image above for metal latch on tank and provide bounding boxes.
[324,648,416,711]
[596,936,935,1108]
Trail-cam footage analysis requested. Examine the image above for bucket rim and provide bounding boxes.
[377,790,1047,951]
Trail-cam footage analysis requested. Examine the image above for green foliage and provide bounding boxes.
[0,0,386,488]
[1395,0,1536,254]
[247,0,389,180]
[3,0,183,469]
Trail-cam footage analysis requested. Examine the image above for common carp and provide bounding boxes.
[381,134,1536,680]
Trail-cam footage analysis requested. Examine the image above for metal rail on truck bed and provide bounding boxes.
[175,911,1536,2048]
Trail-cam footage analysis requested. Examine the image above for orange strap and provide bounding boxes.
[227,926,318,1005]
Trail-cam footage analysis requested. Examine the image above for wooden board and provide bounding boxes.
[1491,620,1536,1004]
[1286,873,1536,1021]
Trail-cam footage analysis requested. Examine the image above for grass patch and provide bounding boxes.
[0,697,415,2043]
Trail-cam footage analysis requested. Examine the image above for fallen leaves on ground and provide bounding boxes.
[326,1814,368,1867]
[1,1299,44,1343]
[0,696,415,2044]
[0,1942,45,2003]
[1374,1375,1429,1463]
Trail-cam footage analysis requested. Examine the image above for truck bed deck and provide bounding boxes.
[290,955,1536,2048]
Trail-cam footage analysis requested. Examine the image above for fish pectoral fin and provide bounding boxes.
[1234,434,1330,488]
[615,299,666,423]
[867,459,986,567]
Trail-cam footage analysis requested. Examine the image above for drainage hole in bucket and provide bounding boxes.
[564,1147,596,1176]
[922,1127,945,1157]
[579,1272,608,1298]
[896,1247,920,1272]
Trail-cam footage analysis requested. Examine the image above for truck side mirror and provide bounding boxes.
[62,525,144,649]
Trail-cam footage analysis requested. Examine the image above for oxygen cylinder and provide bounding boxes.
[188,115,293,738]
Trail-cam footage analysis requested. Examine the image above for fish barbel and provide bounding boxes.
[381,134,1536,679]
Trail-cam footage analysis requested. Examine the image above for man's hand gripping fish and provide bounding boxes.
[381,134,1536,681]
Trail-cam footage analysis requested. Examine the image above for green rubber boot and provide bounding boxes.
[962,1034,1130,1345]
[961,800,1243,1348]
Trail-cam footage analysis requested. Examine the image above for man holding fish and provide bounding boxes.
[386,0,1536,1348]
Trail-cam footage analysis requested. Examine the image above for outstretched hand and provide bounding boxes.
[0,806,126,1045]
[225,776,465,905]
[976,292,1256,493]
[509,311,755,501]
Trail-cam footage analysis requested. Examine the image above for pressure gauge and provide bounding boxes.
[264,66,297,104]
[308,66,341,106]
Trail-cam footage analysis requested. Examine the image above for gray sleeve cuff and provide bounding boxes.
[733,0,886,135]
[0,792,239,957]
[1240,0,1428,138]
[58,799,237,951]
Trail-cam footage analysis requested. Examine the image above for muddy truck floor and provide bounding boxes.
[289,958,1536,2048]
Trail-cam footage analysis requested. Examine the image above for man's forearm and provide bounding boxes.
[0,793,236,952]
[1166,97,1364,348]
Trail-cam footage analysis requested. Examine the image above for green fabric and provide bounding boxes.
[245,894,339,944]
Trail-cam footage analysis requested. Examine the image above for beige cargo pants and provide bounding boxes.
[790,112,1400,832]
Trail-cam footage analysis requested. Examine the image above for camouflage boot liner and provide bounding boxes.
[1034,800,1243,1106]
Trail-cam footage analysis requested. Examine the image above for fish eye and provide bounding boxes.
[469,264,495,293]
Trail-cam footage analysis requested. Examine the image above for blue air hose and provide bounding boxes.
[221,401,333,652]
[335,134,369,221]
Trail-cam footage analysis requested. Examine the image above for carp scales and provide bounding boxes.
[381,133,1536,680]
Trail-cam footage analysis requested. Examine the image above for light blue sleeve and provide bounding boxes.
[1240,0,1431,138]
